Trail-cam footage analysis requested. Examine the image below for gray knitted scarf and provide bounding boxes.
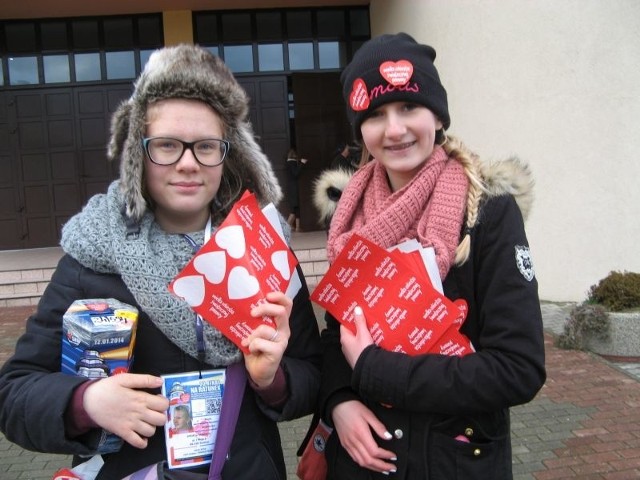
[61,181,242,366]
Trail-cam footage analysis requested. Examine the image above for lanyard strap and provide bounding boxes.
[182,215,212,249]
[182,216,212,373]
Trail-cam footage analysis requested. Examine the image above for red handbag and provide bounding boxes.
[296,417,333,480]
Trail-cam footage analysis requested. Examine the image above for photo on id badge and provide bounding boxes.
[161,369,226,469]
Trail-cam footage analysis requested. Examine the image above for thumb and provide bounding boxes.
[353,305,368,336]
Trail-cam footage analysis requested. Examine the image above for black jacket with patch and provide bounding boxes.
[315,159,546,479]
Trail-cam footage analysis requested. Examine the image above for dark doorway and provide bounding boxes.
[236,76,290,216]
[0,73,347,249]
[291,72,351,232]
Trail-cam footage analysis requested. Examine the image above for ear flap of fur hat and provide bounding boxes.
[110,44,282,223]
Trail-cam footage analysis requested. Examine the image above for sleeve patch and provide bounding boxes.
[515,245,535,281]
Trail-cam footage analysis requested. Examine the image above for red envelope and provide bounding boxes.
[169,191,298,354]
[311,234,473,356]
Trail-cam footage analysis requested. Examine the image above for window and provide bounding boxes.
[41,21,69,51]
[5,22,37,53]
[106,51,135,80]
[256,12,282,41]
[317,10,345,38]
[223,45,253,73]
[288,43,314,70]
[8,56,38,85]
[318,41,345,69]
[1,15,163,86]
[221,13,251,42]
[194,7,370,75]
[349,9,370,37]
[258,44,284,72]
[104,18,134,49]
[44,55,71,83]
[74,53,101,82]
[195,13,219,44]
[286,11,312,40]
[138,16,163,47]
[72,20,100,50]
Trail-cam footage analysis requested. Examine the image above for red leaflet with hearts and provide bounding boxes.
[379,60,414,86]
[311,234,473,356]
[169,191,298,354]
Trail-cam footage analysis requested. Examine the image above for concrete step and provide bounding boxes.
[0,268,56,307]
[0,232,329,307]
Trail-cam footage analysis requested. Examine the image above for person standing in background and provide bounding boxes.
[330,142,360,172]
[286,148,308,232]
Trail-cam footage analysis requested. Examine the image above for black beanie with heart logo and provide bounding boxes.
[340,32,450,139]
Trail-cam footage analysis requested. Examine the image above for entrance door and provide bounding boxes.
[0,84,131,250]
[237,76,290,213]
[292,72,351,231]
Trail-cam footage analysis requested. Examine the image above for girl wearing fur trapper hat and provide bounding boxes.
[0,45,320,479]
[312,32,545,479]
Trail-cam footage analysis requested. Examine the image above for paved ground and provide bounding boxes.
[1,303,639,479]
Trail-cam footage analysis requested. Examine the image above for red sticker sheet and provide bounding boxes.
[311,234,473,356]
[169,191,298,354]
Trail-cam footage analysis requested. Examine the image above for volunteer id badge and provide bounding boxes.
[161,369,226,469]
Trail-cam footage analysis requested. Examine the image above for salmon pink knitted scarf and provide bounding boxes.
[327,145,469,280]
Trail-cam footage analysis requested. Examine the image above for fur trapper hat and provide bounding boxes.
[108,44,282,223]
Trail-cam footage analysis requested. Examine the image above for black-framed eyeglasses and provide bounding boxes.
[142,137,230,167]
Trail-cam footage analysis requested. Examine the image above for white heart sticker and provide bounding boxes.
[271,250,291,281]
[194,251,227,284]
[228,266,260,299]
[215,225,246,259]
[172,275,205,307]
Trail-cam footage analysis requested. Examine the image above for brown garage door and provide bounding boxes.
[0,84,131,250]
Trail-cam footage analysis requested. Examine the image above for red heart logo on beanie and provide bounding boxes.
[349,78,370,111]
[380,60,414,86]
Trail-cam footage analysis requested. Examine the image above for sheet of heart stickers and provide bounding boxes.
[169,191,299,354]
[311,234,474,356]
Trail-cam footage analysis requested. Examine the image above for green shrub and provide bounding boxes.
[556,270,640,350]
[587,271,640,312]
[556,304,609,350]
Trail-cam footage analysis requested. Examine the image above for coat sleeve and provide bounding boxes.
[349,195,546,415]
[254,262,322,421]
[0,255,101,454]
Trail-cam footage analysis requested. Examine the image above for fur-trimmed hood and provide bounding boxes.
[313,156,535,229]
[108,44,282,224]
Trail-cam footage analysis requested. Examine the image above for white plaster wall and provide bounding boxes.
[369,0,640,302]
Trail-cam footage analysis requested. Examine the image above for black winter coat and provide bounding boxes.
[0,255,321,480]
[320,194,546,480]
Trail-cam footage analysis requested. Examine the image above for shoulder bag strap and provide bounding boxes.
[208,361,247,480]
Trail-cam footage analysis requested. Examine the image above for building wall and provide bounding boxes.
[163,10,193,45]
[369,0,640,302]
